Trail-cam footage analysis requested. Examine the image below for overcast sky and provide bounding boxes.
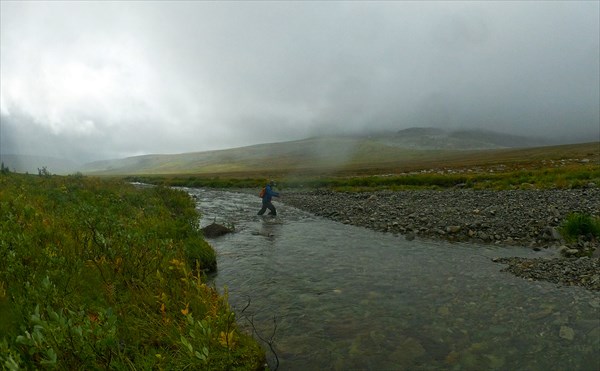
[1,1,599,163]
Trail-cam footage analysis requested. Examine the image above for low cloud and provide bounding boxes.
[1,1,598,162]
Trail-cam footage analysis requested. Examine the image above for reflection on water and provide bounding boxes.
[185,188,599,371]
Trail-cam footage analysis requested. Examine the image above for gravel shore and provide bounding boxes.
[279,188,600,290]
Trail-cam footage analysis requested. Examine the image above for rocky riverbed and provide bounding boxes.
[279,188,600,290]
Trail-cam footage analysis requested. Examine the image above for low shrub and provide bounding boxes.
[126,164,600,191]
[559,213,600,242]
[0,173,264,369]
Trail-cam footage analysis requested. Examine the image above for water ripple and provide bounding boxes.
[184,188,600,371]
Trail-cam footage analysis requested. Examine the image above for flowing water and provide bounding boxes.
[185,188,599,371]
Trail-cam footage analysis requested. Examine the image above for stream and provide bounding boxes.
[185,188,599,370]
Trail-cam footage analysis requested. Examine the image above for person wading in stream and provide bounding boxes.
[257,180,280,216]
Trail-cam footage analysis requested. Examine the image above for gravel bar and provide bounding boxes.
[280,188,600,290]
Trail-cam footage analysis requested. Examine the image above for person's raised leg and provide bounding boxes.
[257,204,268,215]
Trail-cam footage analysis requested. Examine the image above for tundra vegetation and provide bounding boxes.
[0,173,264,369]
[118,137,599,191]
[125,162,599,192]
[559,212,600,243]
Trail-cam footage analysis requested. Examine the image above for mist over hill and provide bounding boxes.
[0,154,80,175]
[80,127,580,176]
[381,127,552,149]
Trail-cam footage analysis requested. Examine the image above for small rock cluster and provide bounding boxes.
[280,188,600,290]
[492,256,600,291]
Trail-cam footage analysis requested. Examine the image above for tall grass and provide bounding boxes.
[559,213,600,242]
[0,173,264,369]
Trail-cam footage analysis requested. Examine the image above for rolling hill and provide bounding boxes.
[81,128,598,176]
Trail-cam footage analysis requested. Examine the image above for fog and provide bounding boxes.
[1,1,598,163]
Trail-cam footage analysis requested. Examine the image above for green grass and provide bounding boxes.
[559,213,600,242]
[0,173,264,369]
[125,164,600,192]
[116,141,599,191]
[84,140,599,177]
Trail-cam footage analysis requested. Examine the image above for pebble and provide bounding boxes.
[493,256,600,291]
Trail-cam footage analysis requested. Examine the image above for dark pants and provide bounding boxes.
[257,200,277,215]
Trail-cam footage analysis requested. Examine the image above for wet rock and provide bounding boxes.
[494,256,600,291]
[564,249,581,256]
[478,231,490,241]
[542,226,562,241]
[529,307,553,320]
[559,325,575,341]
[201,222,233,238]
[446,225,461,234]
[437,306,450,316]
[389,337,426,367]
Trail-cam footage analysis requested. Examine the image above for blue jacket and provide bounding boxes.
[262,184,279,202]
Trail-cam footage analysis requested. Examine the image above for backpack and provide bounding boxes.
[259,187,266,198]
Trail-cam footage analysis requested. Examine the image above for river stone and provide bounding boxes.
[559,326,575,341]
[201,222,233,238]
[587,327,600,347]
[487,354,506,369]
[389,337,426,367]
[529,307,553,320]
[544,226,562,241]
[565,249,580,256]
[446,225,461,234]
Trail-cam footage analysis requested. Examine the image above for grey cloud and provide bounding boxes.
[1,1,598,162]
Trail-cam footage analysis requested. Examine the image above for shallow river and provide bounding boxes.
[185,188,599,371]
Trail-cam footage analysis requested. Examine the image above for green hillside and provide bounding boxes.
[81,131,598,177]
[82,137,422,175]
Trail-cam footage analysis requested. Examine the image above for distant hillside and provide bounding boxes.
[379,127,551,150]
[81,128,591,176]
[0,154,80,175]
[83,136,410,175]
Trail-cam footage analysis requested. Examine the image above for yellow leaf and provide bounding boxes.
[218,330,236,348]
[181,303,189,316]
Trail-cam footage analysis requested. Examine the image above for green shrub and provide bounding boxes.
[559,213,600,242]
[0,174,264,369]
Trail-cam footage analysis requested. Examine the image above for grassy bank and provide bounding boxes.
[125,163,599,192]
[0,173,264,369]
